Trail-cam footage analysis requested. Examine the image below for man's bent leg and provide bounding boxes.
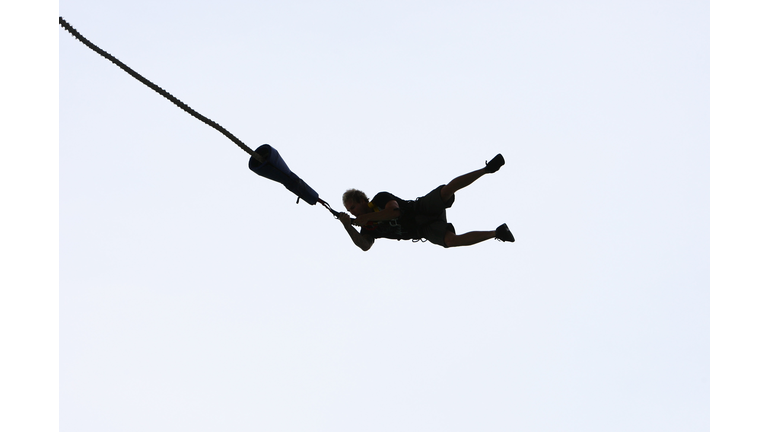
[440,168,487,202]
[440,154,505,202]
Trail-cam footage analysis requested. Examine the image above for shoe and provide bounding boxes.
[485,154,505,173]
[495,223,515,242]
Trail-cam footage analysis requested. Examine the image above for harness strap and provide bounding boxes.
[318,198,341,218]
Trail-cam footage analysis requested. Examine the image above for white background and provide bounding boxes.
[4,0,757,431]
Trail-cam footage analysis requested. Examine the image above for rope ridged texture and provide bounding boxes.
[59,17,260,160]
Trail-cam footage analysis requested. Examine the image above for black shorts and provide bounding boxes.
[413,185,455,247]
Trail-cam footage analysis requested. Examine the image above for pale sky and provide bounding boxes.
[6,1,763,431]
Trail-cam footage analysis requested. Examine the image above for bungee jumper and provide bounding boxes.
[59,17,517,248]
[338,154,515,251]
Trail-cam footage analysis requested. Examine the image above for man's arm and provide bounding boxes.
[353,200,401,226]
[338,212,374,251]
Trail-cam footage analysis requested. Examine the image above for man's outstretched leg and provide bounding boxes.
[440,154,505,202]
[444,223,515,247]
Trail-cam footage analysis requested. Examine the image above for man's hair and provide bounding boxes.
[342,189,368,205]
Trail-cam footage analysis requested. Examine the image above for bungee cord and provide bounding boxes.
[60,16,341,218]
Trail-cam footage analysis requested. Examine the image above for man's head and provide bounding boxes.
[342,189,370,217]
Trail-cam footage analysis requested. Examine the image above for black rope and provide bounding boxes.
[59,16,261,161]
[59,17,349,217]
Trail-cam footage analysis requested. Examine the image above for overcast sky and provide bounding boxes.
[61,1,708,431]
[7,1,761,431]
